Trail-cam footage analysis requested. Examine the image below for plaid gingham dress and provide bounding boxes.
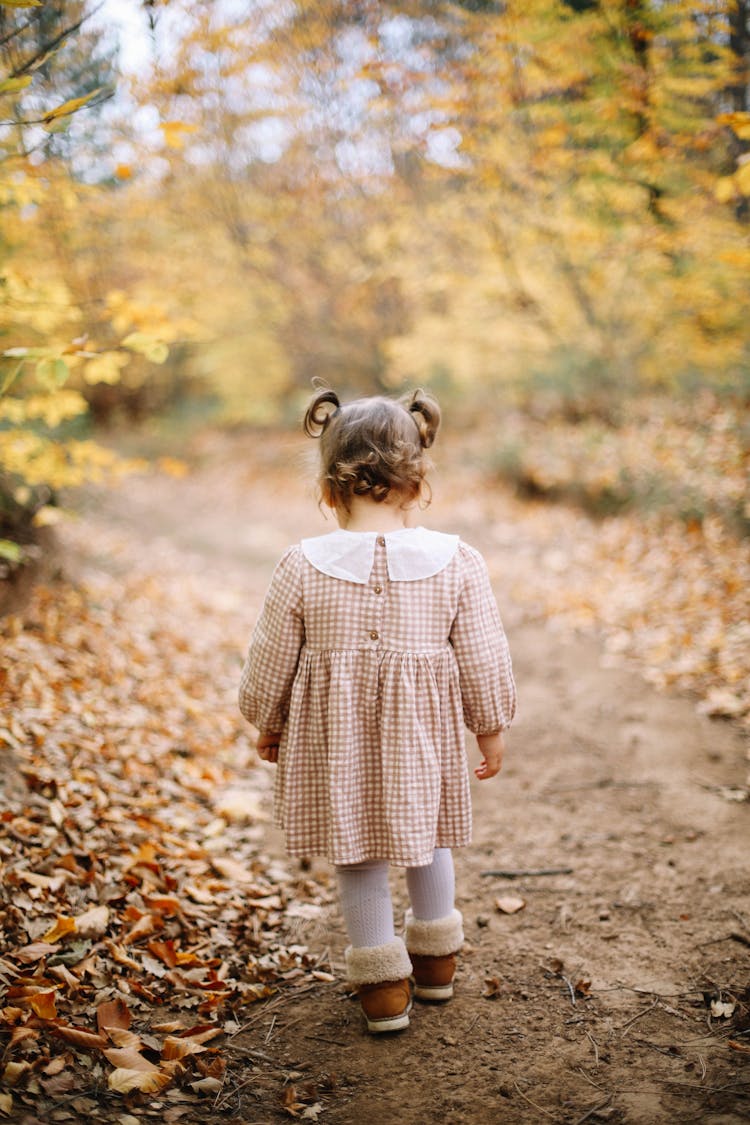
[239,529,516,867]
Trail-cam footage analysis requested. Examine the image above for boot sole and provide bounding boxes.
[363,999,412,1033]
[364,1012,411,1035]
[413,982,454,1001]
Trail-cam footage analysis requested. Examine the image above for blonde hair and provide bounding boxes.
[303,386,441,513]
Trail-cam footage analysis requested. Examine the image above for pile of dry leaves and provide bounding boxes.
[0,546,333,1121]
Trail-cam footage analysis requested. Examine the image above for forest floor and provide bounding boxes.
[1,427,749,1124]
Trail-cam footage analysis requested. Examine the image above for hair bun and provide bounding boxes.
[304,382,340,438]
[404,388,440,449]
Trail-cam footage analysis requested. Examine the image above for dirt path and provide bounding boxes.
[7,429,749,1123]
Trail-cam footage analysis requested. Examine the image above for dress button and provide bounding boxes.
[376,536,385,546]
[373,585,383,595]
[369,630,379,641]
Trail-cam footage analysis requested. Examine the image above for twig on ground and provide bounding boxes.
[585,1030,600,1066]
[730,907,749,931]
[303,1034,350,1047]
[575,1067,607,1092]
[562,975,577,1006]
[620,998,659,1036]
[264,1015,277,1044]
[573,1097,613,1125]
[480,867,574,878]
[513,1081,557,1120]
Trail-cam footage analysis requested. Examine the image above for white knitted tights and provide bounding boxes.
[336,848,455,948]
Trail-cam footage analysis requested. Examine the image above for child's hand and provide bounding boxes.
[475,732,505,780]
[256,731,281,764]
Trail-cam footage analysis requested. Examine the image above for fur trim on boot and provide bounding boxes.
[345,938,413,987]
[405,909,464,956]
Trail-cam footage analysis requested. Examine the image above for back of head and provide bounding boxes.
[304,386,441,512]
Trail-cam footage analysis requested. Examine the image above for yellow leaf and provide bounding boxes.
[42,87,104,124]
[121,333,169,364]
[83,351,127,385]
[160,120,198,150]
[0,1092,13,1117]
[715,176,736,204]
[0,76,33,93]
[717,111,750,141]
[115,164,132,180]
[735,161,750,196]
[157,456,189,479]
[0,1,42,7]
[42,916,77,943]
[35,357,69,390]
[32,506,65,528]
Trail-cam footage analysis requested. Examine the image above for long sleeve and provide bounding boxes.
[449,544,516,735]
[239,546,305,733]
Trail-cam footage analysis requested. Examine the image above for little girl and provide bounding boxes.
[239,386,516,1034]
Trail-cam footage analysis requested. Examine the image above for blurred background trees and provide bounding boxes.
[1,0,748,558]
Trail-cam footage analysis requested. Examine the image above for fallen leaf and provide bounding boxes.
[710,999,736,1019]
[2,1061,30,1087]
[97,998,132,1035]
[29,989,58,1019]
[190,1076,223,1095]
[107,1067,172,1094]
[482,976,503,999]
[75,905,110,938]
[51,1025,108,1051]
[495,895,526,914]
[211,857,256,884]
[42,916,77,943]
[15,941,60,963]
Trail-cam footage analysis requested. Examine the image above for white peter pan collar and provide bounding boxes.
[300,527,460,584]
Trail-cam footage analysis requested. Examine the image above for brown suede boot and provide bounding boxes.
[357,978,412,1032]
[410,952,457,1001]
[405,909,464,1002]
[345,938,413,1034]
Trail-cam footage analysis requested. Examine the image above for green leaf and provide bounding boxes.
[35,357,69,390]
[0,539,23,564]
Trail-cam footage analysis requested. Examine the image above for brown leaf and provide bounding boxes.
[147,940,178,967]
[123,914,160,945]
[42,1056,67,1076]
[161,1035,207,1061]
[51,1025,108,1051]
[142,894,181,916]
[482,976,502,999]
[15,942,61,963]
[211,857,256,884]
[29,989,58,1019]
[97,998,131,1036]
[2,1061,30,1087]
[106,1028,142,1049]
[103,1046,154,1071]
[107,1067,171,1094]
[75,905,110,938]
[41,1071,77,1097]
